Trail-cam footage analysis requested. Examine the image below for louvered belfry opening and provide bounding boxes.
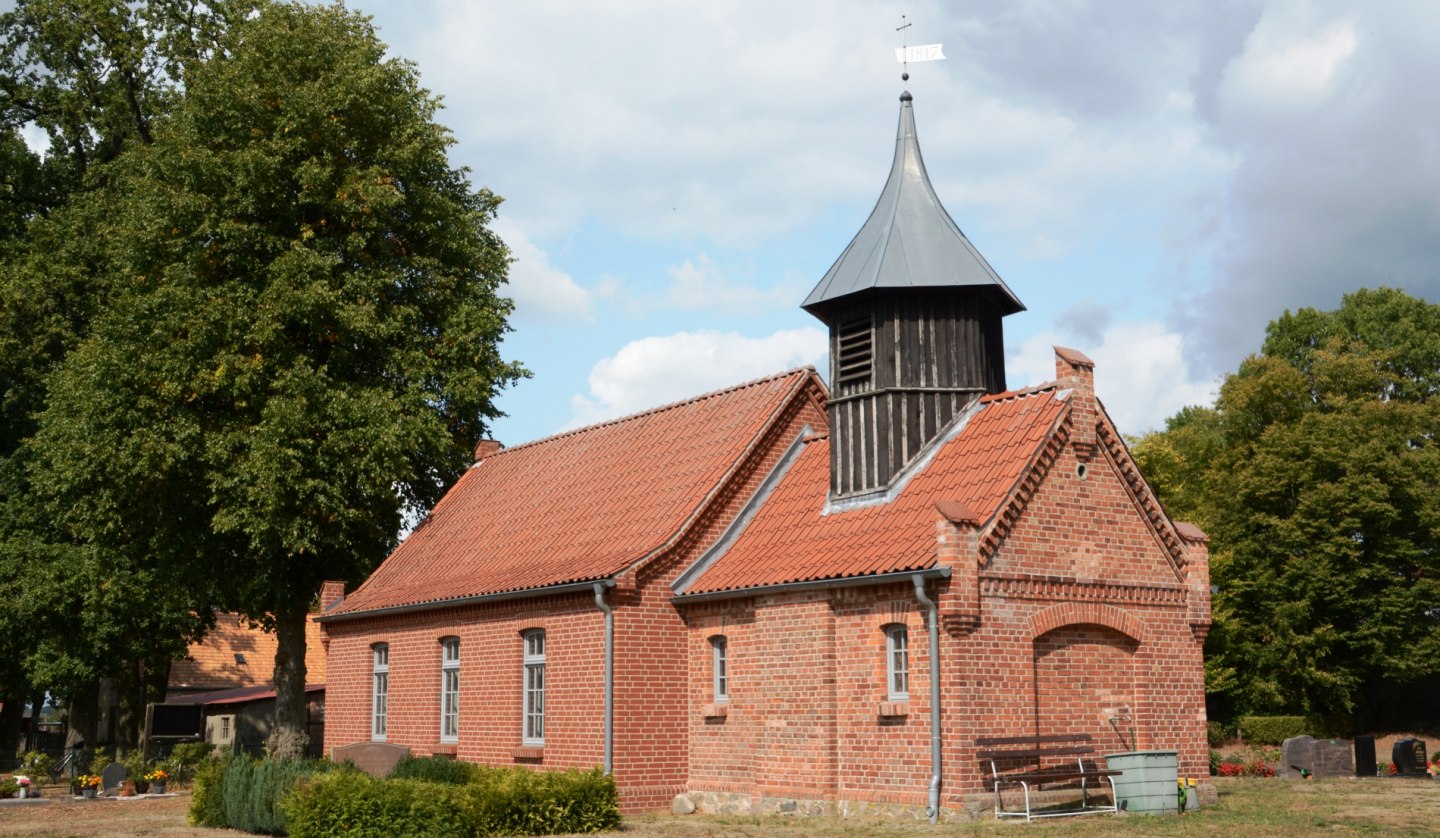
[803,91,1025,499]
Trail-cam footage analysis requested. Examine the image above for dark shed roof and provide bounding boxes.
[802,91,1025,319]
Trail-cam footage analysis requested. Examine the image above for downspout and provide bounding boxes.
[913,573,941,823]
[593,582,614,774]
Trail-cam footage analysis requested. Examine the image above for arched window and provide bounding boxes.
[884,624,909,701]
[440,637,460,743]
[522,630,546,745]
[371,643,389,741]
[710,635,729,703]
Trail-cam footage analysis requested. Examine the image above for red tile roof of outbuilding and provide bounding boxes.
[680,383,1069,595]
[328,368,824,617]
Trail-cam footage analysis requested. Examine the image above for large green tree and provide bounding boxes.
[0,0,255,750]
[31,1,526,756]
[1134,288,1440,729]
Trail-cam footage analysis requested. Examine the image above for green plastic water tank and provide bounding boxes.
[1106,750,1180,815]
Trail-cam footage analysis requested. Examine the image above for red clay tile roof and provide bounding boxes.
[329,369,823,617]
[169,613,327,692]
[681,383,1069,595]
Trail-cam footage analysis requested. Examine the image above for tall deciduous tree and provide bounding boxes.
[0,0,254,749]
[1134,288,1440,729]
[32,1,526,756]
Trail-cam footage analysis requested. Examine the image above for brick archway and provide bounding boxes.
[1027,603,1146,645]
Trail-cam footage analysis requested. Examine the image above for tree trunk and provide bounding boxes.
[138,660,170,758]
[114,662,143,754]
[63,681,99,750]
[271,600,309,759]
[0,695,22,753]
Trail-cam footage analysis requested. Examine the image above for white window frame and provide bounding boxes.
[522,630,546,745]
[885,624,909,701]
[711,635,729,703]
[440,637,460,743]
[371,643,389,741]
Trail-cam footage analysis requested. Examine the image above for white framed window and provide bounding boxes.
[885,624,909,700]
[711,635,729,702]
[522,630,545,745]
[371,643,389,741]
[440,637,460,743]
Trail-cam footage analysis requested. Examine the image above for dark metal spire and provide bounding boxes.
[801,91,1025,320]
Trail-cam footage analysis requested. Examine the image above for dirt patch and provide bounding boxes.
[0,789,229,838]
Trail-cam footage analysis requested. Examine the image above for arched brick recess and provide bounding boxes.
[1028,603,1146,645]
[1032,623,1139,750]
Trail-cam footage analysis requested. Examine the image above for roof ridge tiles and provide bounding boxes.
[487,366,820,456]
[979,381,1060,404]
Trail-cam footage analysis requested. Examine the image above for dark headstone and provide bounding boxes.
[100,762,126,794]
[1355,735,1377,777]
[331,741,410,778]
[1280,735,1316,780]
[1392,738,1428,776]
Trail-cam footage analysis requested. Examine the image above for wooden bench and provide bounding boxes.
[975,734,1121,821]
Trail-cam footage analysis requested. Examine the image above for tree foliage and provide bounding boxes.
[1134,288,1440,728]
[5,1,525,753]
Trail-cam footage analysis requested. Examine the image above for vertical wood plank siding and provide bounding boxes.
[827,291,1006,496]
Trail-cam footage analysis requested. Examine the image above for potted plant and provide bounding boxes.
[144,768,169,795]
[77,774,102,799]
[14,775,35,799]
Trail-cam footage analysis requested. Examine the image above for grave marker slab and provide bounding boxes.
[100,762,127,795]
[331,742,410,778]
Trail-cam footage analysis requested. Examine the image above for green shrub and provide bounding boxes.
[164,741,217,784]
[19,751,52,780]
[1206,721,1227,748]
[1209,749,1221,776]
[0,777,18,798]
[285,765,621,837]
[388,754,474,785]
[189,752,236,828]
[221,756,333,834]
[286,771,471,838]
[1239,714,1352,744]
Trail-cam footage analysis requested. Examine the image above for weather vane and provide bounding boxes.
[894,15,945,82]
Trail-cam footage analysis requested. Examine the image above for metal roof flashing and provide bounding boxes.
[802,91,1024,319]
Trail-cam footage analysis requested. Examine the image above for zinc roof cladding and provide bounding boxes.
[683,383,1067,595]
[330,368,821,616]
[801,91,1025,319]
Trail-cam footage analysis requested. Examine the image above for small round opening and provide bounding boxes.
[1076,463,1089,480]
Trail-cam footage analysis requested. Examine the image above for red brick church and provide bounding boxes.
[319,90,1211,818]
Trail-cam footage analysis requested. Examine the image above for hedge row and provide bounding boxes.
[284,765,621,838]
[190,753,620,837]
[1238,714,1351,744]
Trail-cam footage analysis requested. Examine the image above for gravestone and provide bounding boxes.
[1392,738,1428,776]
[100,762,126,795]
[331,741,410,778]
[1312,739,1352,778]
[1282,735,1353,779]
[1280,735,1315,779]
[1355,735,1377,777]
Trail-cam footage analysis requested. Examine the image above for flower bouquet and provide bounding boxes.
[77,774,102,798]
[144,768,168,793]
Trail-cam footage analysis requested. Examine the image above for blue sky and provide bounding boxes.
[317,2,1440,443]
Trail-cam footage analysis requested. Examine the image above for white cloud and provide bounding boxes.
[662,255,801,312]
[1220,13,1357,112]
[493,221,595,321]
[565,327,827,429]
[1008,320,1217,436]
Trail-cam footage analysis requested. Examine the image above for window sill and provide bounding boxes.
[432,744,457,757]
[701,703,729,719]
[877,701,909,718]
[512,746,544,761]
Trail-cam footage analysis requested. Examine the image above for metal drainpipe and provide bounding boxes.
[593,582,614,774]
[912,573,941,823]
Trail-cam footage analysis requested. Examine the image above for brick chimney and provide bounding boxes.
[319,580,346,612]
[1054,346,1097,461]
[473,438,503,463]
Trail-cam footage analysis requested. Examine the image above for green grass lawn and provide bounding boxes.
[615,778,1440,837]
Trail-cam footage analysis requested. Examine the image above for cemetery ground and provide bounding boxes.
[1,775,1437,837]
